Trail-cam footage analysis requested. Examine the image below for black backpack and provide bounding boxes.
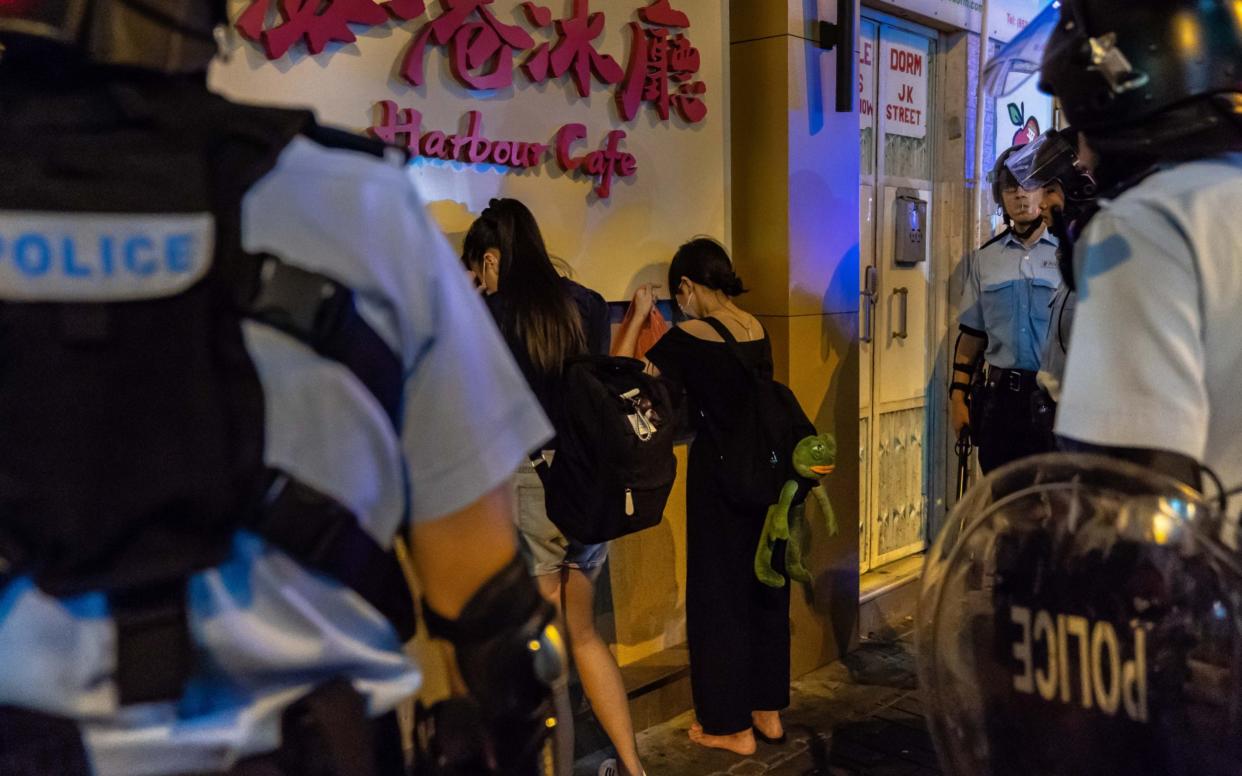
[539,356,677,544]
[700,317,816,513]
[0,83,415,704]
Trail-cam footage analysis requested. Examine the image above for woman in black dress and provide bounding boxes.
[616,238,790,757]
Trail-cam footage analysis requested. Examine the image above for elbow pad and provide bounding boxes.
[422,554,565,776]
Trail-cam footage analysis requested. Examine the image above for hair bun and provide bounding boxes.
[722,273,746,297]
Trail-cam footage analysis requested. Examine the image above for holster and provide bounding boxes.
[207,680,405,776]
[275,679,386,776]
[1030,387,1058,445]
[413,698,496,776]
[967,369,991,439]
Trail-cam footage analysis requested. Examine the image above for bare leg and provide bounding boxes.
[688,722,757,756]
[563,567,645,776]
[535,572,575,776]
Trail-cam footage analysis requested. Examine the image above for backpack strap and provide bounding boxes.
[197,106,405,430]
[696,317,757,445]
[702,316,764,377]
[701,315,738,344]
[251,470,418,642]
[234,253,404,428]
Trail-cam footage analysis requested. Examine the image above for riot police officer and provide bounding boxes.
[918,8,1242,774]
[1041,0,1242,495]
[0,3,563,775]
[950,148,1060,473]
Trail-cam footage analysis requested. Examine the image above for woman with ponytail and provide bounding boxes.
[616,237,792,757]
[462,198,645,776]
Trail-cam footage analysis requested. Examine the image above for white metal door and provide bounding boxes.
[859,15,937,571]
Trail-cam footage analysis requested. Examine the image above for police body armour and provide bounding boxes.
[918,453,1242,776]
[0,85,414,707]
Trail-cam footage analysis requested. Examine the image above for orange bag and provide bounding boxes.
[611,304,670,360]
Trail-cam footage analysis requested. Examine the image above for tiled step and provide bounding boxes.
[858,555,923,641]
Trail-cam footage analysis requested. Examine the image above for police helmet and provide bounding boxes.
[1039,1,1242,134]
[988,146,1026,217]
[0,0,224,73]
[1005,129,1097,209]
[918,453,1242,776]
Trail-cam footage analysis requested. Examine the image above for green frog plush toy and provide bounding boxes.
[755,433,839,588]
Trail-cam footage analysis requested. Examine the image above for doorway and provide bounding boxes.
[858,13,939,574]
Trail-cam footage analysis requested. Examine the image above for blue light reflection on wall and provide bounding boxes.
[787,19,862,316]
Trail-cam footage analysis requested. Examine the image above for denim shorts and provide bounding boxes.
[514,458,608,577]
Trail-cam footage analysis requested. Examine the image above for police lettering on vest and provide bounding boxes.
[0,212,213,301]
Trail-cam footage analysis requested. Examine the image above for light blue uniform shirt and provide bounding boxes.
[0,137,554,775]
[959,229,1061,371]
[1057,153,1242,514]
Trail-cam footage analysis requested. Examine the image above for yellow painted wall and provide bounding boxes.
[607,445,689,666]
[210,0,726,670]
[729,0,862,676]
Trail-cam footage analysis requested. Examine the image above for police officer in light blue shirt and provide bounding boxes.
[950,147,1061,473]
[0,3,565,775]
[1040,0,1242,502]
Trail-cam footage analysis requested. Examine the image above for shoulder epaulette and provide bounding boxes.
[303,122,405,162]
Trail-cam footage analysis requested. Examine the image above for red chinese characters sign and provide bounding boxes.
[615,0,705,123]
[236,0,709,199]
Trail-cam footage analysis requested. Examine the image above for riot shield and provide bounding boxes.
[918,453,1242,776]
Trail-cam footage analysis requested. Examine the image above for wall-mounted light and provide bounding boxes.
[817,0,857,113]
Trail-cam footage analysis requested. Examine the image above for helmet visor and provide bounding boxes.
[1004,131,1080,191]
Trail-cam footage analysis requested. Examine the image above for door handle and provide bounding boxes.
[892,287,909,340]
[860,266,878,343]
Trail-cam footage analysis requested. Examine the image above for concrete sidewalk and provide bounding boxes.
[575,637,940,776]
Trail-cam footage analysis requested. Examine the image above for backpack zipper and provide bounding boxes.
[625,488,635,516]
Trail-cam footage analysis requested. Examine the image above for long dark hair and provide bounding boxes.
[462,198,585,374]
[667,237,746,297]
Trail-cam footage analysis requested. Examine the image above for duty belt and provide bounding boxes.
[985,367,1038,393]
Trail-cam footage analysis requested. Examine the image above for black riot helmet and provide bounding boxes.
[1039,1,1242,158]
[1006,128,1099,290]
[0,0,224,73]
[989,146,1023,212]
[989,146,1043,238]
[1005,129,1097,216]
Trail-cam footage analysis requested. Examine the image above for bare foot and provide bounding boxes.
[688,722,757,755]
[751,710,784,740]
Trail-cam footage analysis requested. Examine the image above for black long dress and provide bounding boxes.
[647,326,791,735]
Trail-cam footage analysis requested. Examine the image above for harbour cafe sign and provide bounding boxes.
[236,0,709,200]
